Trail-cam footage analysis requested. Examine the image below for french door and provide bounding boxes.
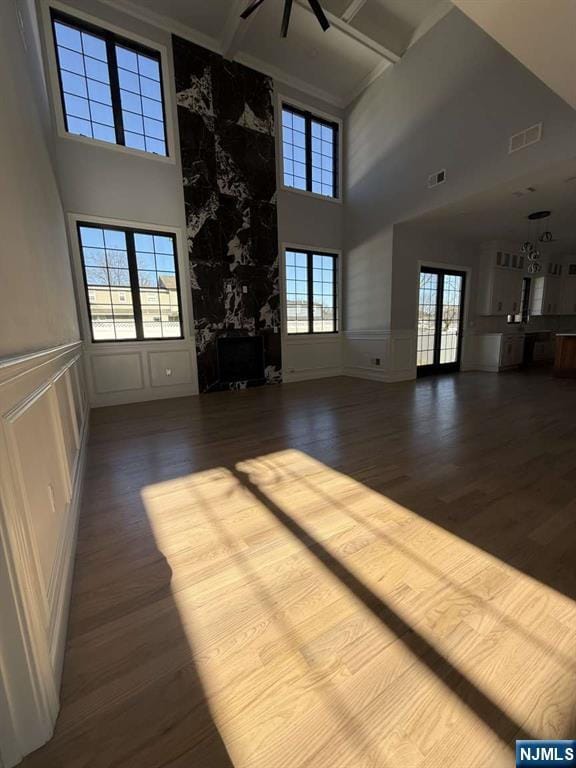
[417,267,466,375]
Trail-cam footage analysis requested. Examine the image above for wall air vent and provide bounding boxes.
[508,122,542,154]
[428,169,446,189]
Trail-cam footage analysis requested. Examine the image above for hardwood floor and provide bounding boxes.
[22,371,576,768]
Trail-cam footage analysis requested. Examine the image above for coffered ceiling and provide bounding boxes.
[104,0,451,107]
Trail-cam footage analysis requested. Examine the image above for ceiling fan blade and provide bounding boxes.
[240,0,266,20]
[307,0,330,31]
[281,0,293,37]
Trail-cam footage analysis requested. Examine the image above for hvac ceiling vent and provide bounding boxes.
[508,123,542,154]
[428,169,446,189]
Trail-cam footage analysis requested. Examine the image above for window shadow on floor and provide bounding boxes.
[229,464,535,748]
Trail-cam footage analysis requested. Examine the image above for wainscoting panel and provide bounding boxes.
[91,352,143,395]
[282,336,343,383]
[53,369,77,493]
[149,349,193,388]
[343,330,417,382]
[0,342,88,766]
[5,384,68,596]
[83,341,198,407]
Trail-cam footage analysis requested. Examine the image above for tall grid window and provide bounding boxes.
[417,271,439,367]
[285,250,338,334]
[78,223,183,342]
[281,105,339,198]
[51,11,167,156]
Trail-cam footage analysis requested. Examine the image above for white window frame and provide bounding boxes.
[276,93,343,204]
[280,242,342,340]
[40,0,176,163]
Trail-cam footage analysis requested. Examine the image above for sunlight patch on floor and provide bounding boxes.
[139,449,576,768]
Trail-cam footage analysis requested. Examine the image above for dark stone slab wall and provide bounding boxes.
[172,35,281,393]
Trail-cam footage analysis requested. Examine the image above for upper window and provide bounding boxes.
[281,105,339,198]
[51,11,168,156]
[285,249,338,334]
[77,223,183,342]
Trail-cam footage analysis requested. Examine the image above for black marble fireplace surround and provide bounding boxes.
[172,35,281,393]
[218,336,265,387]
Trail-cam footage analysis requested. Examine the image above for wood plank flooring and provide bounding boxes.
[22,371,576,767]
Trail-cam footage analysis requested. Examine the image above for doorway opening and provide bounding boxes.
[417,267,466,375]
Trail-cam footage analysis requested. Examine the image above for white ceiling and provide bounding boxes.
[404,157,576,253]
[106,0,450,107]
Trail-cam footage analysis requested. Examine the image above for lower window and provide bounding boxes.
[77,222,183,342]
[285,249,338,334]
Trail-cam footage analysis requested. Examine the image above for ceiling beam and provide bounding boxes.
[295,0,400,63]
[341,0,368,24]
[408,0,452,49]
[221,0,262,60]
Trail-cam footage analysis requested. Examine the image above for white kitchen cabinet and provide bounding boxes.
[530,276,563,316]
[500,333,524,368]
[478,247,524,316]
[559,268,576,315]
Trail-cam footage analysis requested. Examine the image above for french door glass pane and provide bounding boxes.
[417,272,438,367]
[440,275,463,364]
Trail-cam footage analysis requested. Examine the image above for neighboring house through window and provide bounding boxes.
[285,249,338,334]
[281,104,339,198]
[50,10,168,155]
[77,223,183,341]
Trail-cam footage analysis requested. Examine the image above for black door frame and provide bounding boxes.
[417,267,467,376]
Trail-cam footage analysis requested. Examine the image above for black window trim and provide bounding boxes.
[76,221,184,343]
[50,8,170,157]
[284,248,339,336]
[281,103,340,200]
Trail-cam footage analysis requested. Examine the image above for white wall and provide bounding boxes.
[275,85,345,382]
[344,8,576,341]
[454,0,576,110]
[0,0,79,358]
[35,0,201,405]
[0,6,88,764]
[343,225,479,380]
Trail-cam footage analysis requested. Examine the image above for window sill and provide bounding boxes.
[279,184,342,205]
[56,129,175,164]
[85,337,193,350]
[284,333,342,344]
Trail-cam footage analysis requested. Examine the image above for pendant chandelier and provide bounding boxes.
[522,210,553,274]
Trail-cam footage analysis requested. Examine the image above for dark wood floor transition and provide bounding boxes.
[22,371,576,768]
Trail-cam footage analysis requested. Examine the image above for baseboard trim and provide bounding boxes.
[461,363,500,373]
[90,383,197,408]
[48,404,89,687]
[282,367,343,383]
[343,366,415,383]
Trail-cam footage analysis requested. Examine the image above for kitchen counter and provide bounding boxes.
[554,334,576,377]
